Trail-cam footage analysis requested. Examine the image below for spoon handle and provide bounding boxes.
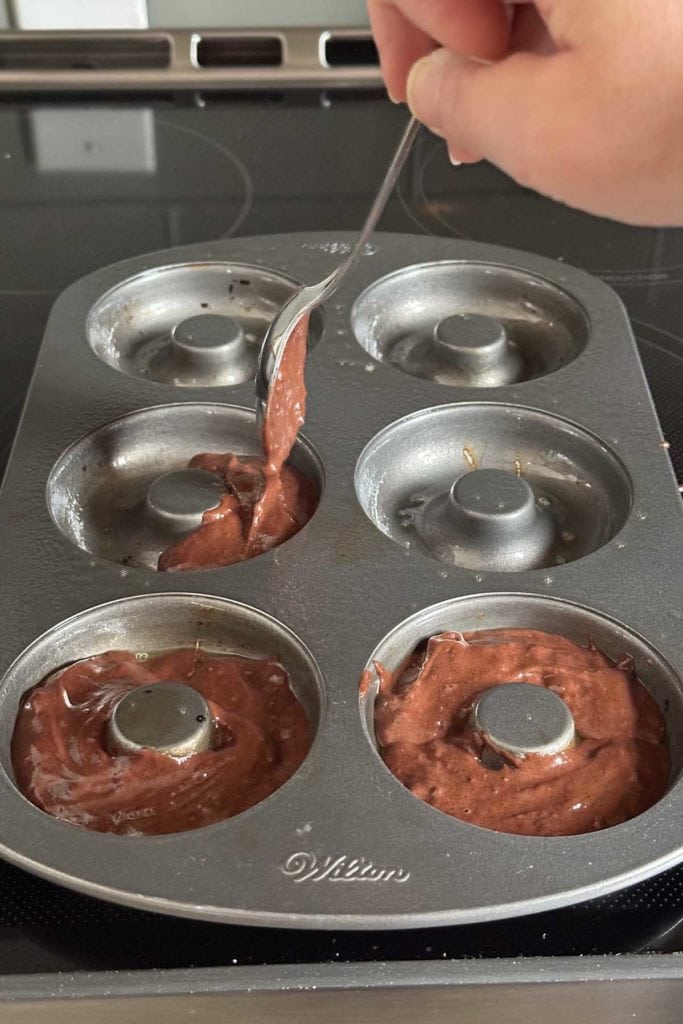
[256,114,420,423]
[315,114,421,303]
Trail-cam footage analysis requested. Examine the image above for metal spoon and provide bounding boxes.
[255,114,420,425]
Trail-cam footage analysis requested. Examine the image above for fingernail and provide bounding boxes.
[449,152,462,166]
[407,48,450,133]
[387,89,402,105]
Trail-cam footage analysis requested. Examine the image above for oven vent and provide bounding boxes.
[0,35,170,70]
[0,29,383,90]
[195,35,282,68]
[323,35,379,68]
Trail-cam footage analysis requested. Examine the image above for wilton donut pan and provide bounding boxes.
[0,231,681,928]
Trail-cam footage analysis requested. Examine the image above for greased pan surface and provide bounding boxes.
[0,232,680,928]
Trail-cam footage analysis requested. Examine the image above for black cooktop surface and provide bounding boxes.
[0,90,682,975]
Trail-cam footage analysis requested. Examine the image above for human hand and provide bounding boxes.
[368,1,683,225]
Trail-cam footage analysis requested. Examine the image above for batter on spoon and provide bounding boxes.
[159,314,313,571]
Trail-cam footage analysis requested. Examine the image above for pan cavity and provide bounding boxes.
[47,403,323,571]
[359,594,682,833]
[354,404,632,572]
[351,261,588,386]
[1,593,324,835]
[87,262,323,387]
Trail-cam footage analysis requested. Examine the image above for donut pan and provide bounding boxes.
[0,231,681,929]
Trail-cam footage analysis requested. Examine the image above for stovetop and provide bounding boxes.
[0,90,682,976]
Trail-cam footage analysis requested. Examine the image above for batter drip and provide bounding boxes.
[12,647,310,835]
[370,629,669,836]
[159,315,313,571]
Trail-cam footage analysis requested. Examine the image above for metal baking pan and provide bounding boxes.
[0,231,680,929]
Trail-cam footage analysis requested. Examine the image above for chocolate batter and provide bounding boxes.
[370,629,669,836]
[159,314,313,571]
[12,647,310,835]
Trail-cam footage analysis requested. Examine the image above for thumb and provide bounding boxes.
[407,46,571,181]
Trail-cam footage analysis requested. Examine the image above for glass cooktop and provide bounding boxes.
[0,89,681,974]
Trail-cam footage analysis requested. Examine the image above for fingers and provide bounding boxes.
[367,1,434,101]
[509,3,557,54]
[368,0,512,101]
[406,46,577,187]
[373,1,683,226]
[387,0,511,60]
